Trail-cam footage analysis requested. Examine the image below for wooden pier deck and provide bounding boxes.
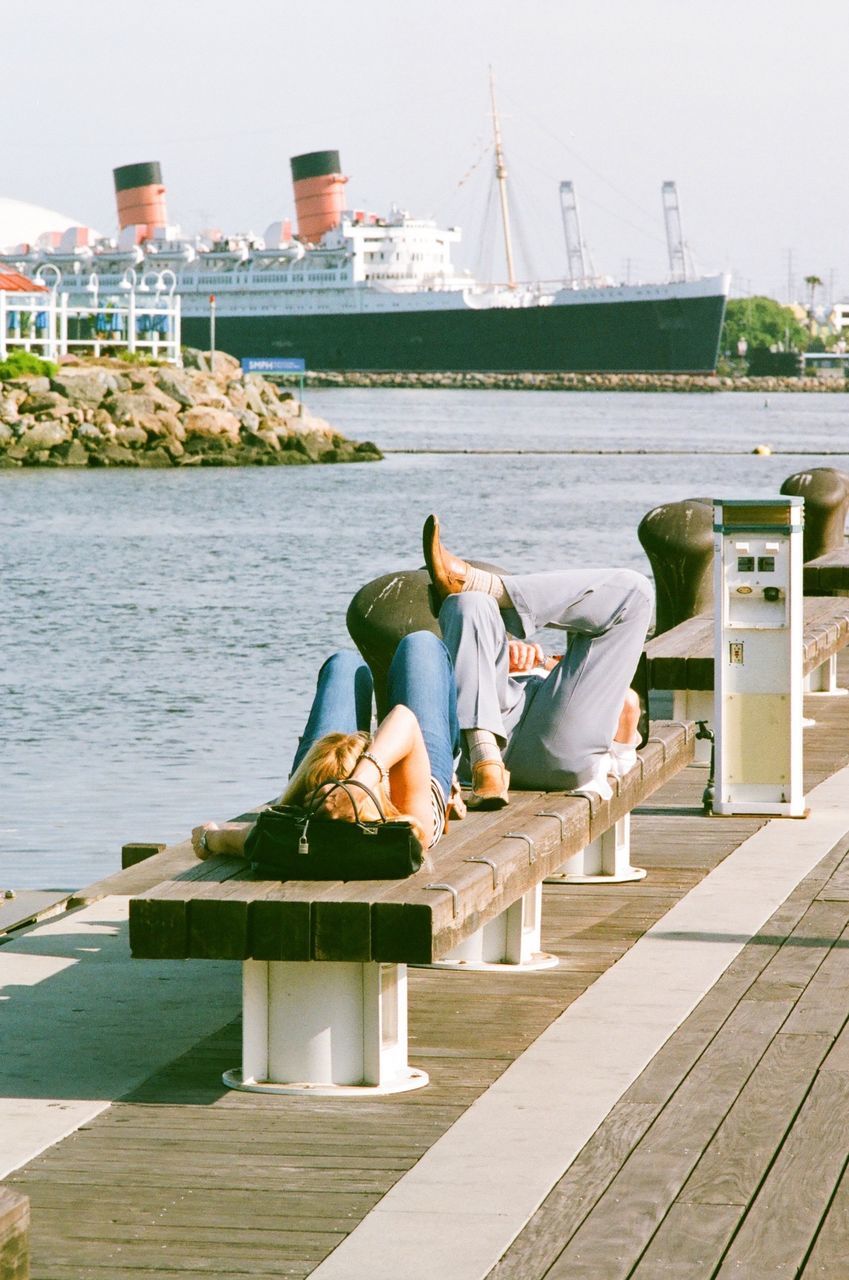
[6,665,849,1278]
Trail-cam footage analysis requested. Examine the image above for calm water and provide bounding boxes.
[2,389,847,889]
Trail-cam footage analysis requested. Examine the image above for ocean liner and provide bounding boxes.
[0,126,729,373]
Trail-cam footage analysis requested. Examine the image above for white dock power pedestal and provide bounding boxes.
[713,497,805,817]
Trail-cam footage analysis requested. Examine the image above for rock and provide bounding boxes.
[250,429,282,452]
[147,386,182,414]
[190,377,231,410]
[242,383,268,416]
[124,368,155,390]
[209,351,241,378]
[154,367,197,407]
[20,391,72,416]
[164,437,185,459]
[225,381,248,411]
[76,424,105,447]
[114,424,149,448]
[18,421,71,450]
[136,447,174,468]
[0,422,14,446]
[323,439,383,463]
[238,408,261,433]
[50,368,116,406]
[105,391,162,424]
[53,439,90,466]
[182,405,241,446]
[154,411,186,441]
[0,395,21,421]
[5,376,50,394]
[301,411,334,438]
[96,443,136,466]
[257,381,283,407]
[282,431,332,462]
[181,347,210,372]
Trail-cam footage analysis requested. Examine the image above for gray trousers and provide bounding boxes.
[439,569,653,790]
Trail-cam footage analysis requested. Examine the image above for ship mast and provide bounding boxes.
[489,69,516,289]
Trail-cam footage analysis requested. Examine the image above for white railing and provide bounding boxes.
[0,290,182,364]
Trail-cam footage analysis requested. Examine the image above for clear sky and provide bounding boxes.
[5,0,847,302]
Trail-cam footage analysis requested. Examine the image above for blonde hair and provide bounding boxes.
[280,731,427,846]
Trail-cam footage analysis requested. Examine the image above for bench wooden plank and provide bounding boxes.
[0,1187,29,1280]
[128,722,694,966]
[804,546,849,595]
[647,598,849,691]
[251,900,312,961]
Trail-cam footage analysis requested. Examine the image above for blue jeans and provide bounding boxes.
[290,633,459,801]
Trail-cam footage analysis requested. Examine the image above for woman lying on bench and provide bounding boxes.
[193,631,461,862]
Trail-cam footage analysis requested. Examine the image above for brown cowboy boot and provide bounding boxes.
[422,514,472,604]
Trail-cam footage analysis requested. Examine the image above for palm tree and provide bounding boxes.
[804,274,823,316]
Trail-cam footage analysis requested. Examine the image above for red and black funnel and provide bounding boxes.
[290,150,347,243]
[113,161,168,232]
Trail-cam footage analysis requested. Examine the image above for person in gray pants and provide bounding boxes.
[424,515,653,810]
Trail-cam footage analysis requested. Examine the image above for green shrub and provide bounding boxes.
[0,350,59,380]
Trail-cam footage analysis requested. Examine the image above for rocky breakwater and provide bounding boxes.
[0,350,382,468]
[304,370,847,394]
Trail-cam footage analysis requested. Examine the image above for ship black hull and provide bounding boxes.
[182,292,727,374]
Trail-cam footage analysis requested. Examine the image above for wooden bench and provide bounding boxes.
[646,597,849,762]
[804,545,849,596]
[129,720,694,1097]
[0,1188,29,1280]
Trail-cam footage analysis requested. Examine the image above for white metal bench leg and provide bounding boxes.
[803,654,848,696]
[224,960,428,1096]
[545,812,646,884]
[673,689,714,762]
[415,884,558,971]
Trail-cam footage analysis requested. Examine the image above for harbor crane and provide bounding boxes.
[559,181,595,287]
[661,181,693,282]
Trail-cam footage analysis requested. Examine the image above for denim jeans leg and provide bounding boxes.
[290,650,374,774]
[386,631,458,801]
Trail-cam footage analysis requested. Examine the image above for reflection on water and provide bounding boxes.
[2,390,846,888]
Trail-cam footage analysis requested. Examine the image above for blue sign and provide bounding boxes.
[241,356,306,374]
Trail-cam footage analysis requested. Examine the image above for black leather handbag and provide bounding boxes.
[245,778,424,881]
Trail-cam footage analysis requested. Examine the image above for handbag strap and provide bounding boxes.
[306,776,387,828]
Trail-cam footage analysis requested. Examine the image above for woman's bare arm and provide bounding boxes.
[348,704,435,846]
[192,821,252,859]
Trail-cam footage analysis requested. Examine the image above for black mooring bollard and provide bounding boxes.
[637,498,714,635]
[780,467,849,562]
[346,569,439,718]
[346,561,506,717]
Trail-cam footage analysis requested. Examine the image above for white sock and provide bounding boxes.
[574,753,614,801]
[464,728,502,767]
[463,565,509,605]
[610,738,638,779]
